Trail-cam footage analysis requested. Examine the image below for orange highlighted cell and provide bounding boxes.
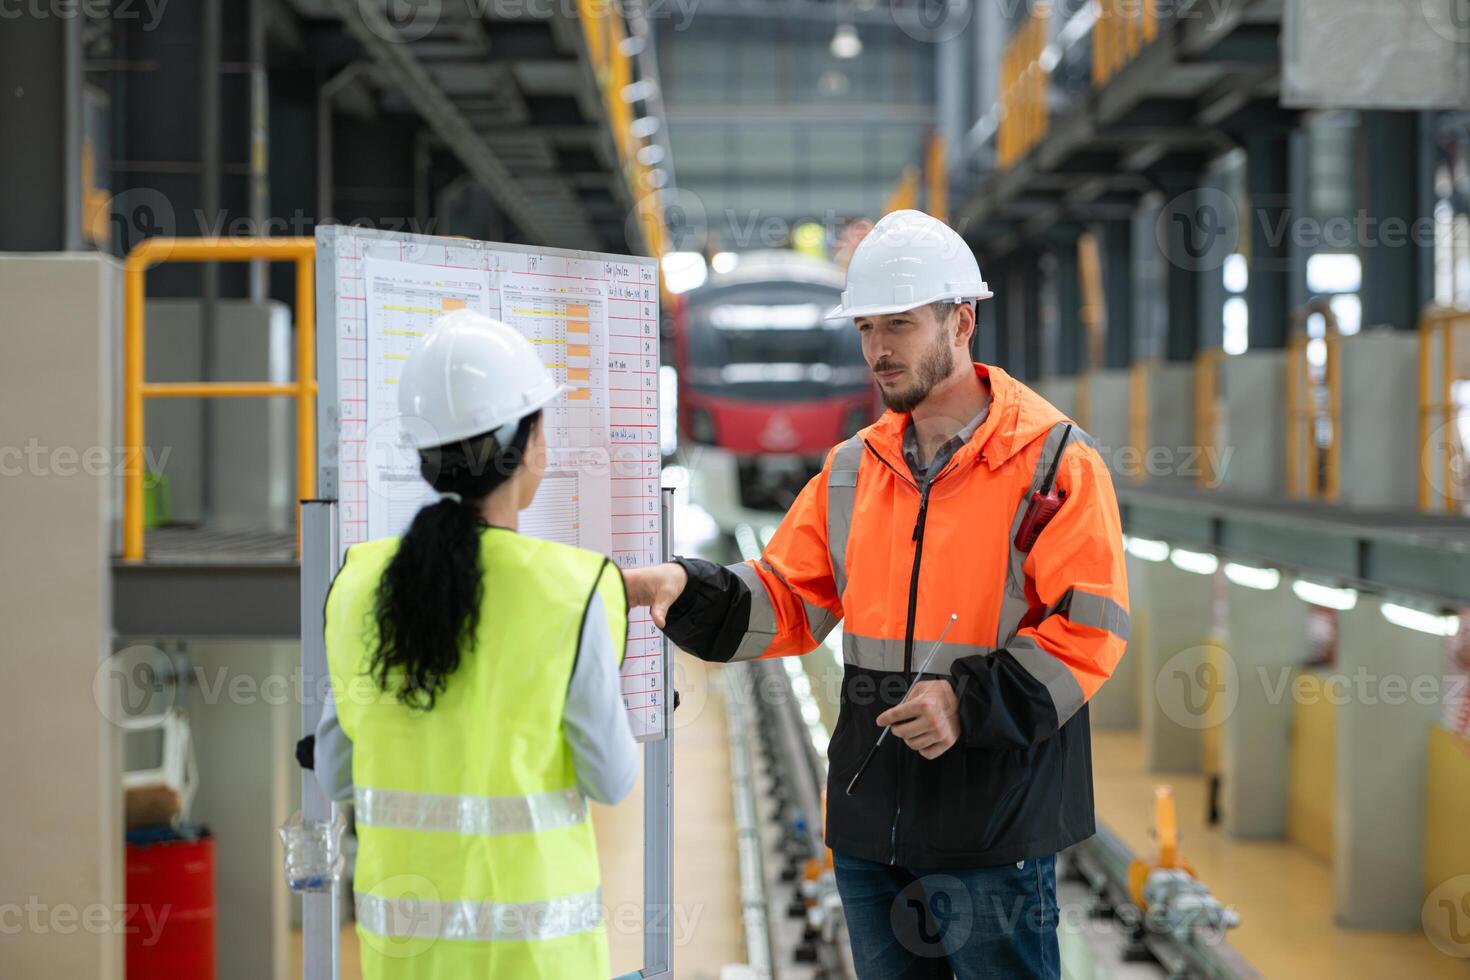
[568,367,590,381]
[442,298,466,311]
[567,320,590,335]
[567,344,590,358]
[567,388,591,401]
[566,304,590,319]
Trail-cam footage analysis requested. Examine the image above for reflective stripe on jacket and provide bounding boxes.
[665,363,1129,867]
[325,529,627,979]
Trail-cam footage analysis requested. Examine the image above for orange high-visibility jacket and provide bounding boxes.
[665,363,1129,867]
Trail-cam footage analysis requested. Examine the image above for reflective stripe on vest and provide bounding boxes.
[995,422,1127,726]
[820,418,1128,726]
[728,559,839,662]
[826,436,864,598]
[996,421,1077,646]
[355,786,587,836]
[1044,587,1130,641]
[843,632,994,675]
[325,531,617,977]
[356,887,603,943]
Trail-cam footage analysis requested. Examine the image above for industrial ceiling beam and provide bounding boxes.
[324,0,571,246]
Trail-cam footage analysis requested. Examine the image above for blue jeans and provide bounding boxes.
[832,850,1059,980]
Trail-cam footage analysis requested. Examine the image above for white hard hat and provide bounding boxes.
[397,309,566,450]
[825,209,992,319]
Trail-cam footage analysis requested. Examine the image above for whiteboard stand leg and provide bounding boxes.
[301,500,341,980]
[639,486,677,980]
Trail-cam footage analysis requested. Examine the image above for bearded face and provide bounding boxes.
[860,306,960,414]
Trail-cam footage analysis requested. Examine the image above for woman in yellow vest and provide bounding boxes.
[313,310,638,979]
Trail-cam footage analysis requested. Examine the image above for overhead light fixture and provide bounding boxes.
[709,251,738,274]
[621,79,657,103]
[1292,579,1358,611]
[831,23,862,59]
[661,251,707,295]
[1381,601,1460,637]
[630,116,660,139]
[1223,562,1280,591]
[1170,548,1219,576]
[1124,536,1169,563]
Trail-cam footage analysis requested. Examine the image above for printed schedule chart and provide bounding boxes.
[319,228,666,739]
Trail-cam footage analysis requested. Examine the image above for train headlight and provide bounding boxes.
[690,407,717,444]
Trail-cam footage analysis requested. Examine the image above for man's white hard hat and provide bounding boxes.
[824,209,993,320]
[397,309,566,450]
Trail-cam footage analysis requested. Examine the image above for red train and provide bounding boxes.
[671,250,879,525]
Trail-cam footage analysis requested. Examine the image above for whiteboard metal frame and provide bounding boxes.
[303,225,673,980]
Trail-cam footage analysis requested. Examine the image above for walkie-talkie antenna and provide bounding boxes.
[1038,423,1074,494]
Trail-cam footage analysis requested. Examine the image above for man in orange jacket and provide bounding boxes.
[626,210,1129,978]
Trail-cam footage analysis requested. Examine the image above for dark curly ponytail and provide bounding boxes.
[368,411,540,709]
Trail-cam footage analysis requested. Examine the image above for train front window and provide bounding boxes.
[684,283,869,402]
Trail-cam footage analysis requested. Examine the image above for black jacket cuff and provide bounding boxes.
[661,556,753,663]
[949,650,1061,749]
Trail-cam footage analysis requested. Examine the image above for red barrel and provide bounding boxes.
[125,834,216,979]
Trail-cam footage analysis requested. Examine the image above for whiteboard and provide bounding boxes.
[315,226,666,740]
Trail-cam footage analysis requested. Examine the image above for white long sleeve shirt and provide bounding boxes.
[314,597,639,805]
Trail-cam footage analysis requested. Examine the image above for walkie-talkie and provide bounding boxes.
[1013,423,1073,553]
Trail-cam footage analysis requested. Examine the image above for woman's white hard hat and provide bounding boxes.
[825,209,993,320]
[397,309,566,450]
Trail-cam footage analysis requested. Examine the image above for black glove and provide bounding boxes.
[295,734,315,771]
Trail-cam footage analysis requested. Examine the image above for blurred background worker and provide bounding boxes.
[627,210,1130,979]
[313,310,637,978]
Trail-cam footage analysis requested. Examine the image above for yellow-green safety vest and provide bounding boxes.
[325,527,628,980]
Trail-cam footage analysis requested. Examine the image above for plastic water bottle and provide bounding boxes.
[278,810,347,893]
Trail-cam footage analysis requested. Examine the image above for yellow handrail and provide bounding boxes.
[1128,359,1153,483]
[122,236,316,562]
[1193,347,1223,488]
[998,6,1052,172]
[1284,300,1340,501]
[1419,306,1469,512]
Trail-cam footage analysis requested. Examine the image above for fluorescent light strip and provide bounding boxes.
[1291,579,1358,611]
[1170,548,1219,576]
[1125,536,1170,562]
[1223,562,1280,591]
[1381,602,1460,637]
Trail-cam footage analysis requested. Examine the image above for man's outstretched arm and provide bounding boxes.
[625,449,845,663]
